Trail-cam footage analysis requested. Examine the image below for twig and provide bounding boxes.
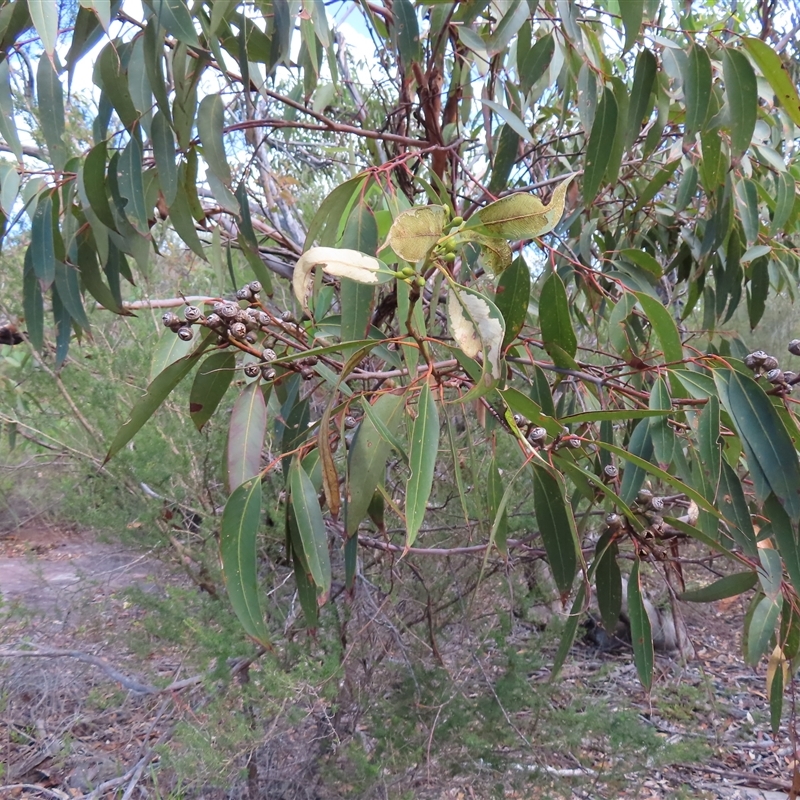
[0,786,69,799]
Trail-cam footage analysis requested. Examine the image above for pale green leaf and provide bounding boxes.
[386,205,446,263]
[405,382,439,548]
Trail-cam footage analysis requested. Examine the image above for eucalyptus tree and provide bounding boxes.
[2,0,800,711]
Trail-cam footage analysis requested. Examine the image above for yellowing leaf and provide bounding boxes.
[385,205,446,262]
[468,174,574,239]
[456,230,513,275]
[447,282,505,380]
[292,246,390,313]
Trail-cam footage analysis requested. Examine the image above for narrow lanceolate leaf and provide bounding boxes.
[393,0,421,68]
[488,124,520,196]
[583,87,617,202]
[317,406,340,521]
[715,368,800,518]
[743,37,800,128]
[220,477,269,644]
[105,335,212,463]
[717,458,757,555]
[189,350,235,431]
[54,261,90,329]
[29,0,58,56]
[595,533,622,633]
[619,0,643,53]
[117,134,149,232]
[634,292,683,364]
[0,61,22,160]
[346,392,406,537]
[152,111,178,206]
[519,30,555,96]
[22,251,44,351]
[765,494,800,598]
[293,247,391,314]
[81,142,116,229]
[150,0,198,45]
[37,56,66,172]
[531,463,578,594]
[683,43,712,138]
[628,559,654,691]
[386,205,446,263]
[626,49,657,148]
[447,281,506,386]
[469,174,573,239]
[227,380,267,492]
[30,193,56,288]
[770,171,796,236]
[405,383,439,548]
[679,571,758,602]
[197,93,231,184]
[340,203,379,343]
[494,256,530,348]
[289,459,332,604]
[747,594,782,666]
[722,47,757,161]
[481,99,533,143]
[540,271,577,359]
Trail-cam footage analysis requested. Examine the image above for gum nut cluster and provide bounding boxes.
[743,343,800,394]
[161,282,275,381]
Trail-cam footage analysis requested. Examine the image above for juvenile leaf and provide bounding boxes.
[105,335,212,463]
[405,383,439,548]
[189,350,235,431]
[683,43,711,138]
[679,571,758,602]
[540,271,577,359]
[743,37,800,128]
[346,392,406,537]
[386,205,446,263]
[220,477,269,644]
[290,460,332,604]
[723,47,757,161]
[531,463,578,594]
[227,380,267,492]
[447,282,506,383]
[494,256,530,348]
[628,559,654,691]
[197,93,231,184]
[583,88,617,202]
[293,247,390,314]
[470,174,573,239]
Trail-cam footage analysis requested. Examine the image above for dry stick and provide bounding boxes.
[0,786,68,800]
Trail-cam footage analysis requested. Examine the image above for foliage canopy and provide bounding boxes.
[2,0,800,707]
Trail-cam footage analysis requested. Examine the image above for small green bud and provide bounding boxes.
[450,216,464,227]
[416,276,426,287]
[400,265,416,277]
[443,252,456,263]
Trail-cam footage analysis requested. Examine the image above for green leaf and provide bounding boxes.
[227,380,267,492]
[346,392,406,537]
[717,458,757,554]
[36,56,66,172]
[29,0,58,55]
[405,383,439,548]
[340,204,379,342]
[469,174,573,239]
[633,292,683,364]
[189,350,235,431]
[386,205,446,263]
[152,111,178,206]
[540,271,577,360]
[735,178,759,245]
[519,30,554,97]
[105,335,212,463]
[0,61,22,160]
[304,174,367,248]
[595,533,621,632]
[488,457,508,554]
[22,250,44,351]
[53,261,90,330]
[31,192,57,289]
[149,0,198,45]
[683,43,711,138]
[746,594,782,666]
[494,256,530,348]
[715,368,800,518]
[769,651,784,735]
[117,133,149,232]
[628,559,654,691]
[488,123,520,195]
[583,87,617,202]
[742,37,800,128]
[698,395,721,492]
[770,171,795,236]
[765,494,800,597]
[618,419,654,505]
[619,0,643,53]
[722,47,757,161]
[81,143,116,229]
[481,98,533,144]
[456,230,513,276]
[197,93,231,184]
[290,459,332,604]
[679,571,758,602]
[532,463,578,594]
[220,477,270,644]
[94,41,139,132]
[394,0,420,68]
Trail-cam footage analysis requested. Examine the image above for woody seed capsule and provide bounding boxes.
[789,340,800,357]
[177,326,193,341]
[243,363,261,378]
